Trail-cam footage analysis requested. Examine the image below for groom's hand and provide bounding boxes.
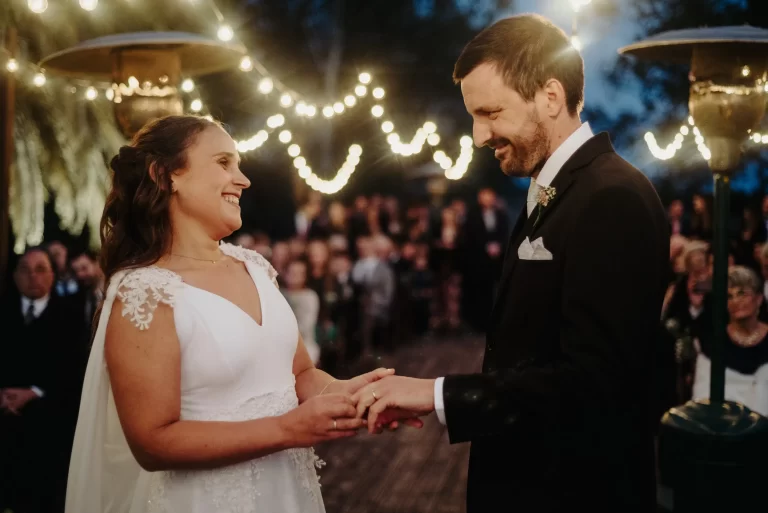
[351,376,435,434]
[328,368,395,397]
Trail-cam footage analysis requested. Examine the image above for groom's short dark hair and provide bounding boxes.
[453,13,585,116]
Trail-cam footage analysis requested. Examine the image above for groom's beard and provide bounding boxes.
[496,121,550,178]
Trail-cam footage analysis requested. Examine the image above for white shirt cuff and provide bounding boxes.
[31,386,45,398]
[434,377,446,425]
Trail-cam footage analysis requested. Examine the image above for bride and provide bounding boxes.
[65,115,395,513]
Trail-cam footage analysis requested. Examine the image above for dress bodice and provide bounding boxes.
[114,243,325,513]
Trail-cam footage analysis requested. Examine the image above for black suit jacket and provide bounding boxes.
[0,292,87,428]
[442,133,669,512]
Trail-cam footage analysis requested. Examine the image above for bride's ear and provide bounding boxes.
[147,162,175,193]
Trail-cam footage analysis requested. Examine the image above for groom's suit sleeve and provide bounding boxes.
[440,187,665,444]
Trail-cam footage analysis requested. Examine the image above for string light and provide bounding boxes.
[5,0,476,194]
[79,0,98,11]
[28,0,48,13]
[217,25,234,42]
[239,57,253,72]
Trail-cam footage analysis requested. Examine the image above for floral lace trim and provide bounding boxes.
[220,242,279,288]
[146,385,325,512]
[116,267,182,330]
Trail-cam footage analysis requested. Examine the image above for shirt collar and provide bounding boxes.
[534,122,594,189]
[21,294,50,318]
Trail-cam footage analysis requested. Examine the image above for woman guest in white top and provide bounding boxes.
[693,265,768,415]
[65,115,416,513]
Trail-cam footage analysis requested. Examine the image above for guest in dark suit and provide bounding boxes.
[352,14,668,513]
[0,247,87,513]
[461,188,509,332]
[69,248,105,345]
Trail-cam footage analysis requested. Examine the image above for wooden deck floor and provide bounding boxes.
[316,336,485,513]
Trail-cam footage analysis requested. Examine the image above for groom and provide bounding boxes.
[352,14,669,513]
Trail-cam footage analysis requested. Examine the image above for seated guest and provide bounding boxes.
[693,266,768,415]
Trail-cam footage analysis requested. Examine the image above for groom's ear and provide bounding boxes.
[541,78,568,119]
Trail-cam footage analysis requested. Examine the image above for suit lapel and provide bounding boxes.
[489,132,616,323]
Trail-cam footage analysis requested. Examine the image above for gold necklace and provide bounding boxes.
[728,324,766,348]
[171,253,224,264]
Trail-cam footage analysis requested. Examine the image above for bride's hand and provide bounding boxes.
[278,393,365,448]
[326,368,395,397]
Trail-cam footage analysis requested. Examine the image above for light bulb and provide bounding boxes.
[387,133,400,145]
[6,59,18,73]
[296,102,307,115]
[106,88,115,100]
[85,87,98,100]
[28,0,48,13]
[305,105,317,117]
[372,87,385,99]
[349,144,363,157]
[258,78,273,94]
[359,72,372,84]
[355,85,367,97]
[32,72,46,87]
[371,105,384,118]
[293,157,306,169]
[280,94,293,107]
[323,106,334,118]
[570,35,582,51]
[344,95,356,107]
[333,102,345,113]
[288,144,301,157]
[381,121,394,133]
[181,79,194,92]
[460,136,473,148]
[427,133,440,146]
[79,0,98,11]
[279,130,292,143]
[217,25,234,42]
[190,99,203,112]
[239,57,253,71]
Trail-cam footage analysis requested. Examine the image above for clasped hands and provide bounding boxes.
[327,369,436,434]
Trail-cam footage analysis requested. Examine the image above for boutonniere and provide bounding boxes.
[533,185,556,227]
[537,185,556,207]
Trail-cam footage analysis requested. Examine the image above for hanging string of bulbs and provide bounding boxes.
[9,0,475,194]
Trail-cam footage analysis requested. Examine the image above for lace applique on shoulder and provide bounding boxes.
[115,267,183,330]
[220,242,279,287]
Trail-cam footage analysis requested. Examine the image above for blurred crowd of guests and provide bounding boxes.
[1,243,102,513]
[661,193,768,419]
[230,189,511,375]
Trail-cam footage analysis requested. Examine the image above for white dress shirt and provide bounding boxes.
[20,295,50,398]
[434,122,595,425]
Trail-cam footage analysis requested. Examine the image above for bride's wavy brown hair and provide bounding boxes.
[100,115,219,284]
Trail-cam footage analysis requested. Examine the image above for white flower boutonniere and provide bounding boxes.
[537,185,556,208]
[533,185,556,228]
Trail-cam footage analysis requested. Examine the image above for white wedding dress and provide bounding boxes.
[65,243,326,513]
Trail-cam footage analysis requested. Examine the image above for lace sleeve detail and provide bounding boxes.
[220,243,279,287]
[115,267,183,330]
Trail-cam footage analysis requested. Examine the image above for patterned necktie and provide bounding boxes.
[24,302,36,325]
[527,180,541,217]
